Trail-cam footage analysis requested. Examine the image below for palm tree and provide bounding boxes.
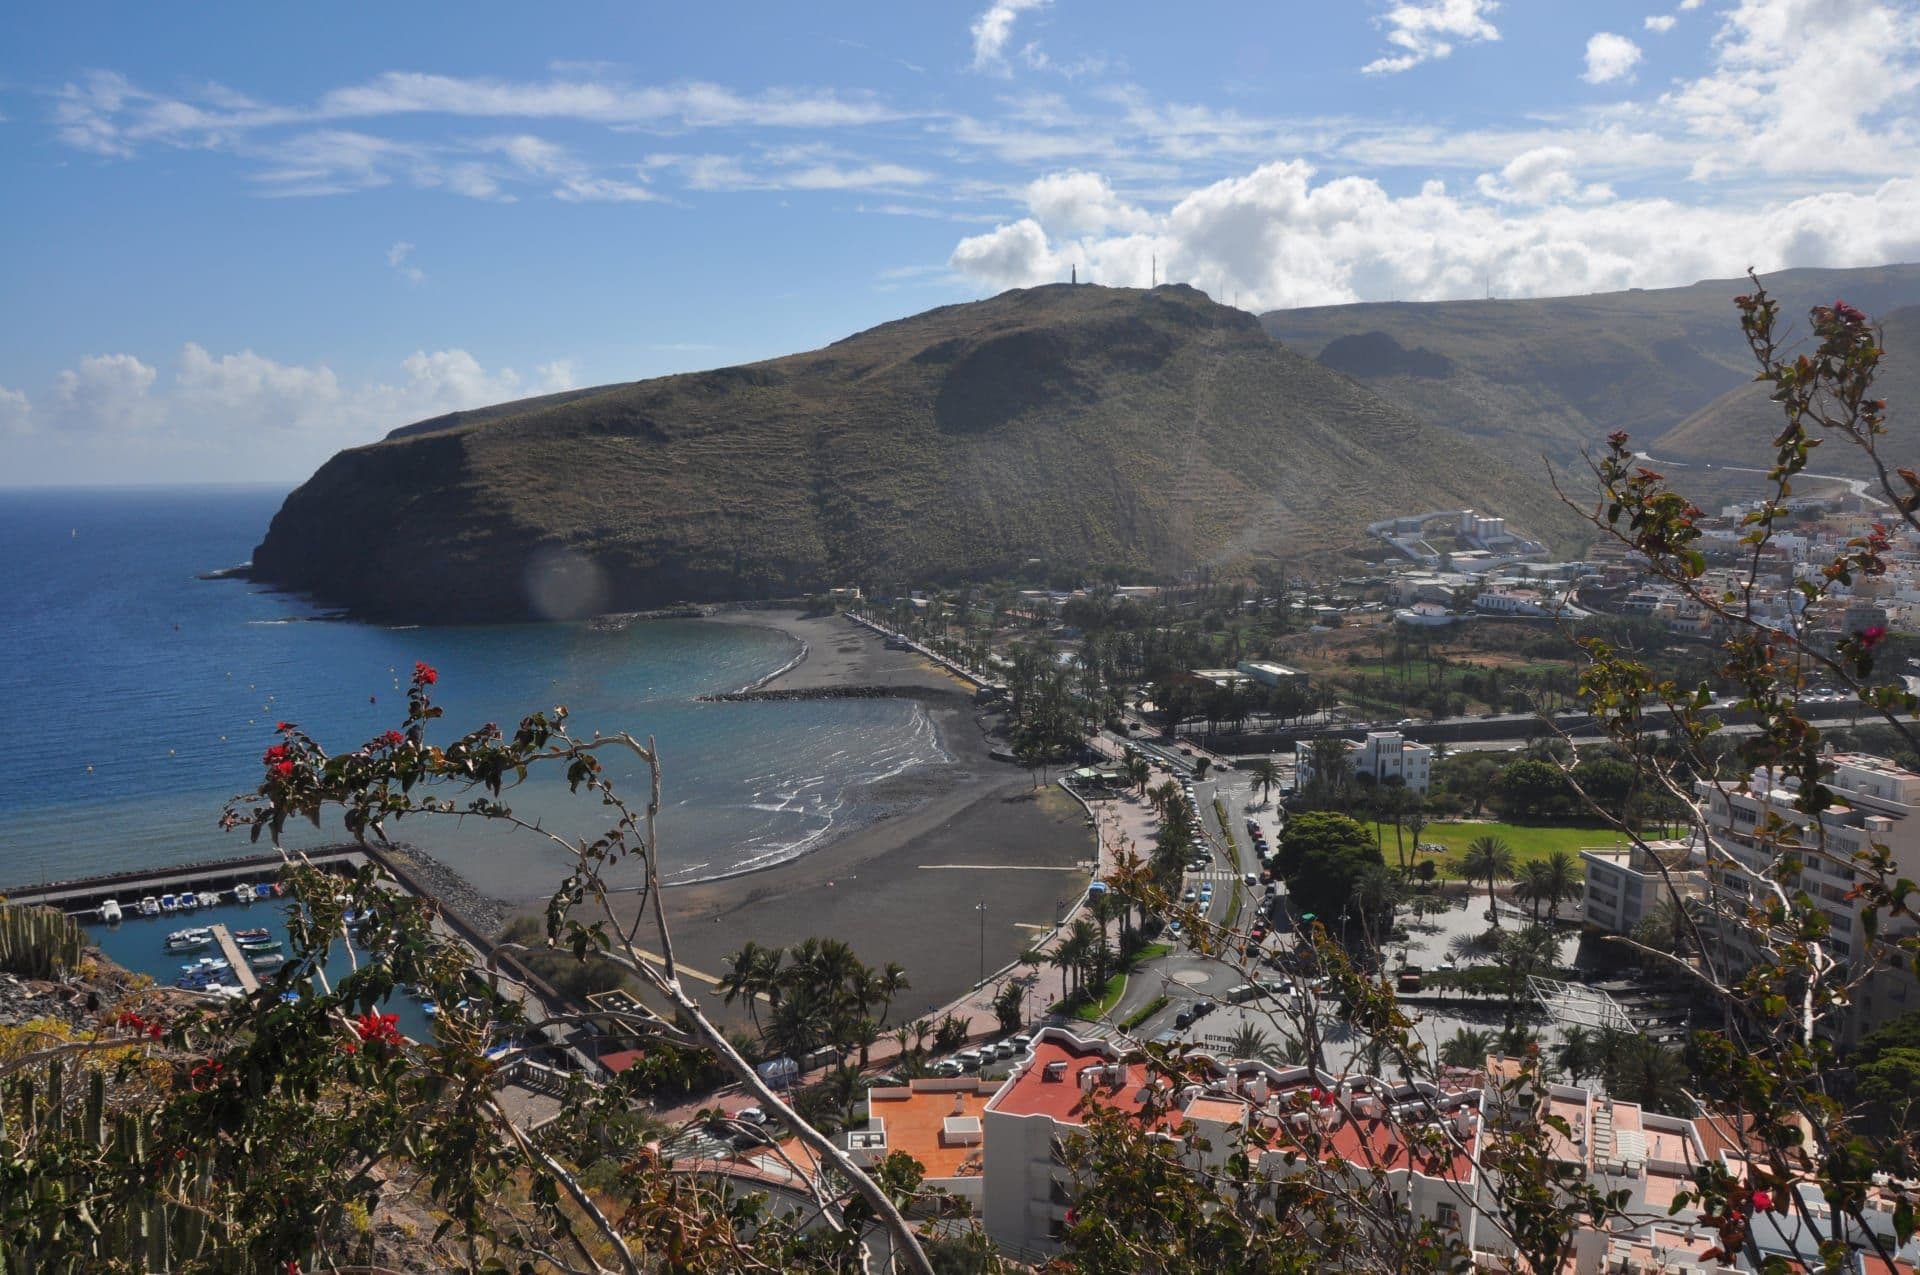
[1460,836,1517,928]
[875,961,911,1026]
[1349,864,1405,956]
[1533,850,1580,921]
[1247,757,1280,807]
[1632,896,1699,957]
[1222,1022,1291,1065]
[1602,1033,1690,1114]
[718,941,775,1035]
[1125,755,1152,798]
[1439,1027,1494,1069]
[1555,1025,1598,1086]
[1517,860,1555,922]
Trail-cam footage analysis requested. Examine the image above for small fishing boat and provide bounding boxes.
[231,883,254,904]
[158,894,178,914]
[98,899,123,923]
[234,927,271,942]
[197,891,222,907]
[237,938,282,954]
[179,956,229,973]
[254,884,274,900]
[248,953,286,971]
[138,896,160,916]
[269,882,285,897]
[165,928,213,953]
[176,892,199,912]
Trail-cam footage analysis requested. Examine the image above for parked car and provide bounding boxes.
[932,1060,964,1077]
[737,1107,768,1125]
[1192,1000,1217,1018]
[1244,872,1259,887]
[955,1049,983,1070]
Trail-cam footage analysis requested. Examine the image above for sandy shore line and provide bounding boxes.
[615,610,1095,1020]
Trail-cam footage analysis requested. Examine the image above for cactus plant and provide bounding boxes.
[0,904,84,980]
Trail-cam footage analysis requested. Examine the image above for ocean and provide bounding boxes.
[0,487,947,900]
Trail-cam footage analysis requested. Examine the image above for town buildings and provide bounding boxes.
[1296,729,1433,793]
[840,1026,1920,1272]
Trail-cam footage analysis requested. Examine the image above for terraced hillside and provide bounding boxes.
[251,284,1586,623]
[1650,305,1920,480]
[1261,264,1920,470]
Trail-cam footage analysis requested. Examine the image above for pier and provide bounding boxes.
[207,923,260,994]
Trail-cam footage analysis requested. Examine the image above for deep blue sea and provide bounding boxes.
[0,487,946,900]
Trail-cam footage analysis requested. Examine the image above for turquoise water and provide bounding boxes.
[84,898,436,1041]
[1,487,947,900]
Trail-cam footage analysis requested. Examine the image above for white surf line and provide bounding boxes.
[917,864,1088,871]
[1012,922,1053,931]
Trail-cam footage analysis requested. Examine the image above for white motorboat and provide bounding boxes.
[196,891,222,907]
[231,883,254,904]
[137,897,161,917]
[98,899,123,923]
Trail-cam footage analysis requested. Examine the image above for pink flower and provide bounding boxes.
[1860,625,1888,650]
[1833,299,1866,325]
[1751,1188,1774,1212]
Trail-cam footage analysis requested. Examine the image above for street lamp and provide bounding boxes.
[977,901,987,989]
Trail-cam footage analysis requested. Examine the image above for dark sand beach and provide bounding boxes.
[647,610,1096,1020]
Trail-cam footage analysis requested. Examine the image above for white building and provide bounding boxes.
[1696,752,1920,1040]
[979,1028,1486,1258]
[1580,839,1708,936]
[1297,730,1433,793]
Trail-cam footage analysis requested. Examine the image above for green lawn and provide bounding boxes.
[1402,820,1635,879]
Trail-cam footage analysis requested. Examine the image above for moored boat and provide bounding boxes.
[158,894,178,914]
[231,883,254,904]
[137,896,160,916]
[99,899,123,923]
[234,927,271,942]
[248,952,286,971]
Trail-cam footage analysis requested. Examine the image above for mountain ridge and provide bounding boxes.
[250,284,1584,623]
[1259,263,1920,470]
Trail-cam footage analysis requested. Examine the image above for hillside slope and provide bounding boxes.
[1649,305,1920,479]
[251,285,1586,623]
[1260,264,1920,469]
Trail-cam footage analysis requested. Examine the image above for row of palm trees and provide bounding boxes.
[1455,837,1581,927]
[1438,1024,1691,1114]
[716,938,911,1068]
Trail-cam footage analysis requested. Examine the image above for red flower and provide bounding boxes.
[380,730,405,749]
[148,1023,163,1040]
[352,1010,403,1046]
[413,661,438,686]
[1859,626,1888,650]
[275,721,292,732]
[262,743,290,765]
[1834,298,1866,325]
[274,760,295,777]
[1751,1188,1774,1212]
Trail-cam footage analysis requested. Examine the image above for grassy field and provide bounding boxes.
[1407,820,1633,879]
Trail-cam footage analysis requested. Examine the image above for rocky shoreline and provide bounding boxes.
[379,843,513,937]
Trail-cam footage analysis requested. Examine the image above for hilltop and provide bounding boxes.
[1260,263,1920,470]
[1648,305,1920,480]
[251,284,1585,623]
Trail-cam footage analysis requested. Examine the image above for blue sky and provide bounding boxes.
[3,0,1917,484]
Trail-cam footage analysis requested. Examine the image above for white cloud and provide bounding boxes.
[19,345,579,481]
[1645,15,1678,33]
[1024,170,1154,234]
[948,159,1920,311]
[970,0,1049,71]
[1584,33,1644,84]
[1363,0,1501,74]
[1680,0,1703,8]
[53,354,160,433]
[0,385,32,436]
[387,240,424,284]
[1659,0,1920,180]
[1473,146,1612,204]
